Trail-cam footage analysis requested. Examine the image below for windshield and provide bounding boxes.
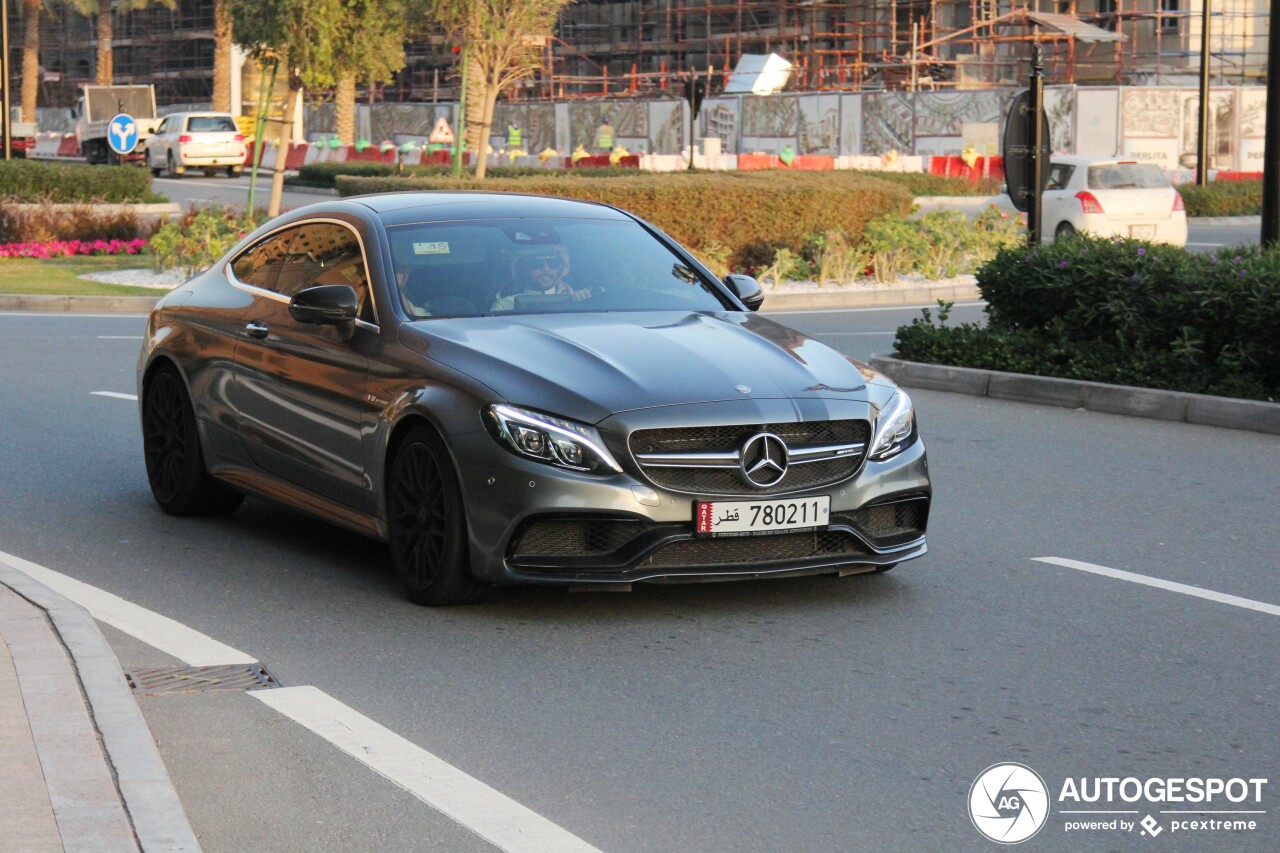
[387,218,730,318]
[187,115,239,132]
[1087,163,1170,190]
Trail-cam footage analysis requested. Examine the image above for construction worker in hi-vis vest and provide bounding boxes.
[505,120,523,150]
[594,116,614,152]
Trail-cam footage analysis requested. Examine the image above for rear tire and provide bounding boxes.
[142,365,243,516]
[386,427,490,606]
[228,166,244,178]
[1054,221,1076,240]
[168,154,185,178]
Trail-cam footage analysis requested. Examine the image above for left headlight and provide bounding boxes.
[485,404,623,474]
[868,391,916,461]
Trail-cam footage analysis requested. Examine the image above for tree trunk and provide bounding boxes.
[464,53,485,156]
[21,0,40,123]
[473,83,499,180]
[335,75,356,145]
[96,0,113,84]
[268,84,301,218]
[211,0,232,113]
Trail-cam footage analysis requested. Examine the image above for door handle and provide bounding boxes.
[245,322,269,340]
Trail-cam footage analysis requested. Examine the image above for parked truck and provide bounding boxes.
[72,84,161,164]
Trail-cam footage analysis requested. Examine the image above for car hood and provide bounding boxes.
[400,311,870,424]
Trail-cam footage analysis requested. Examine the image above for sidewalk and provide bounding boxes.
[0,560,200,852]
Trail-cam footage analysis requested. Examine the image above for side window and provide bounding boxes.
[157,117,171,135]
[230,230,295,292]
[275,222,372,321]
[1047,163,1074,191]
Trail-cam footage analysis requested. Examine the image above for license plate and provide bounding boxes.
[1130,224,1156,239]
[695,496,830,537]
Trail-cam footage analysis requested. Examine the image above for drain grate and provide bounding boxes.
[124,664,280,696]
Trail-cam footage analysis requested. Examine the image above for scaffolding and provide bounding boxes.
[15,1,1271,110]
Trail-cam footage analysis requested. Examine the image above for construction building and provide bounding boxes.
[16,0,1270,110]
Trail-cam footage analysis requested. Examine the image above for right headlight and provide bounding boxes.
[485,404,623,474]
[868,391,916,461]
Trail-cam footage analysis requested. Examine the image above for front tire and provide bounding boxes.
[142,365,243,516]
[387,427,490,606]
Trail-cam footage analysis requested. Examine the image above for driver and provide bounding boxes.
[491,244,590,311]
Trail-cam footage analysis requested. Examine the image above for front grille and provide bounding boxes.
[629,420,870,496]
[641,529,870,568]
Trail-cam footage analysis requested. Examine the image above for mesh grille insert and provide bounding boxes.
[642,529,869,568]
[630,420,870,496]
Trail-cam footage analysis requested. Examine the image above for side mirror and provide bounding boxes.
[289,285,359,336]
[723,274,765,311]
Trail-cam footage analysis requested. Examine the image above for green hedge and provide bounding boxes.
[848,169,1003,198]
[0,160,160,203]
[335,171,912,268]
[1175,179,1260,217]
[894,235,1279,401]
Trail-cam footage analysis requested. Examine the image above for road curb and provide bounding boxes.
[0,294,160,313]
[1186,215,1261,226]
[868,355,1280,436]
[762,282,981,310]
[3,282,981,315]
[0,559,201,852]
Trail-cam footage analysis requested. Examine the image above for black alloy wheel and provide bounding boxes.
[387,427,490,606]
[142,366,243,515]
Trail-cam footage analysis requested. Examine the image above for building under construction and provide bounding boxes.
[19,0,1271,109]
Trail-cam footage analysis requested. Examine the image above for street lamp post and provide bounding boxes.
[1262,0,1280,246]
[1196,0,1212,186]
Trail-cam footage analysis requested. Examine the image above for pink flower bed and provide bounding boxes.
[0,239,149,259]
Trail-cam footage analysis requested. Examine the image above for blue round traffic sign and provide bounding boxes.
[107,113,140,155]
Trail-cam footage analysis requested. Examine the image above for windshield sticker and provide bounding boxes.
[413,241,450,255]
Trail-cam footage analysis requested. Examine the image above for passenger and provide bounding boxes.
[491,244,590,311]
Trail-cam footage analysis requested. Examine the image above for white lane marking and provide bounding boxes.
[814,331,896,337]
[253,686,601,853]
[0,549,258,665]
[91,391,138,401]
[98,335,144,340]
[1034,557,1280,618]
[0,549,598,850]
[0,313,150,319]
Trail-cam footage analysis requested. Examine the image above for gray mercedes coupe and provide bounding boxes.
[138,193,930,605]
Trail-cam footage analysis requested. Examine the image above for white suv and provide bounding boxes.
[147,112,247,178]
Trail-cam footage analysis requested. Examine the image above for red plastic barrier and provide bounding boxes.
[1215,171,1263,181]
[738,154,781,171]
[568,154,638,169]
[928,155,1004,182]
[792,155,835,170]
[423,149,452,166]
[57,135,80,157]
[284,143,308,171]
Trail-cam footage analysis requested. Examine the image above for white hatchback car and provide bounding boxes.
[1040,156,1187,246]
[147,112,247,178]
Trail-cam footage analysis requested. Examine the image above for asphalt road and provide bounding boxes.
[1,307,1276,852]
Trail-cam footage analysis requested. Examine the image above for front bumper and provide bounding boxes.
[452,400,930,587]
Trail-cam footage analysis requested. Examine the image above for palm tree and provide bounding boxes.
[21,0,43,122]
[212,0,232,111]
[69,0,176,85]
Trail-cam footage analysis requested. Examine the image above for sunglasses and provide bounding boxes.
[517,254,566,273]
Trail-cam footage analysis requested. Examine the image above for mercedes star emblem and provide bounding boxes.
[739,432,789,488]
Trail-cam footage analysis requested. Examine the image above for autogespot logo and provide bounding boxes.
[969,763,1050,844]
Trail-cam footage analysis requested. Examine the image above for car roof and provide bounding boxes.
[355,192,634,226]
[1051,155,1163,167]
[163,111,236,119]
